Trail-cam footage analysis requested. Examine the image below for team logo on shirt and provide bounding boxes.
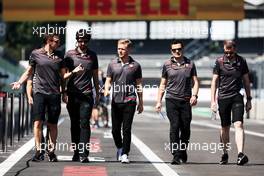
[80,55,91,60]
[51,55,62,63]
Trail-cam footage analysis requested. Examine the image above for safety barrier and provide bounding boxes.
[0,92,32,152]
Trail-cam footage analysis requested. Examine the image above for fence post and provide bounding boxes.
[21,94,25,138]
[18,93,22,142]
[3,92,9,152]
[10,93,15,147]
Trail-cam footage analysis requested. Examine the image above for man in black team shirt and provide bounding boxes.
[104,39,143,164]
[155,40,199,165]
[63,29,99,163]
[211,40,252,165]
[11,34,69,162]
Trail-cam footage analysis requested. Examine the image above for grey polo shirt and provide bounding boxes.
[29,48,65,95]
[64,49,98,95]
[213,54,249,99]
[162,56,197,100]
[106,56,142,103]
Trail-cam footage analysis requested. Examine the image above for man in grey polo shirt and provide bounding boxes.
[155,40,199,165]
[104,39,143,164]
[211,40,252,165]
[11,34,69,162]
[63,29,99,163]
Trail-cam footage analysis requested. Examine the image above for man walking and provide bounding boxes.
[155,40,199,165]
[63,29,99,163]
[211,40,252,165]
[11,34,65,162]
[104,39,143,164]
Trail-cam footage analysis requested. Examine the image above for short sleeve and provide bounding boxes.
[29,52,36,67]
[92,54,99,70]
[161,64,167,78]
[241,59,249,75]
[191,63,197,76]
[63,52,74,70]
[135,64,142,79]
[213,59,220,75]
[106,63,112,78]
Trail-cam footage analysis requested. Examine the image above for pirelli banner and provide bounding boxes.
[3,0,244,21]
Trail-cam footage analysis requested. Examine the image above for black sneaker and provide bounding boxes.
[32,150,42,162]
[47,152,58,162]
[237,152,249,165]
[80,157,89,163]
[219,153,228,165]
[171,156,181,165]
[72,152,80,162]
[39,151,45,161]
[180,150,188,163]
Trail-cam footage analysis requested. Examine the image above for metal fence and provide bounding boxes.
[0,92,32,153]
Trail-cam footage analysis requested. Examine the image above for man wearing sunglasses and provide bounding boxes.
[211,40,252,165]
[155,40,199,165]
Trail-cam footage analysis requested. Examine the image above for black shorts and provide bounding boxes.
[218,94,244,127]
[32,93,61,124]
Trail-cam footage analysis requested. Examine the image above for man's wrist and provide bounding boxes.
[192,94,198,99]
[247,96,252,101]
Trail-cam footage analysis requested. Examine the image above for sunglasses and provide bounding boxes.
[171,48,182,53]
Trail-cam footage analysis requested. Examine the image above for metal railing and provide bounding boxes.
[0,92,32,153]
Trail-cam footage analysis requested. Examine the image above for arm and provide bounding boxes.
[10,66,33,90]
[136,78,143,114]
[155,78,167,112]
[211,74,219,112]
[104,77,112,97]
[242,73,252,112]
[60,68,68,103]
[62,64,84,79]
[26,79,33,105]
[93,69,100,105]
[190,75,199,106]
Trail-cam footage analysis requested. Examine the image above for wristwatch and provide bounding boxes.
[247,96,252,101]
[192,95,198,99]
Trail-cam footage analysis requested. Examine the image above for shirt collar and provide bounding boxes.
[75,47,89,56]
[116,56,134,64]
[223,54,239,64]
[40,48,55,57]
[170,56,188,65]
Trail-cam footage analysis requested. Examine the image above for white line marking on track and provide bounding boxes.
[0,118,65,176]
[57,155,105,162]
[144,113,264,138]
[132,134,180,176]
[191,120,264,138]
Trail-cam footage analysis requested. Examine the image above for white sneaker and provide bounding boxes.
[116,148,122,161]
[121,154,129,163]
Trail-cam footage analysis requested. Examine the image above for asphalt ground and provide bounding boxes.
[1,102,264,176]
